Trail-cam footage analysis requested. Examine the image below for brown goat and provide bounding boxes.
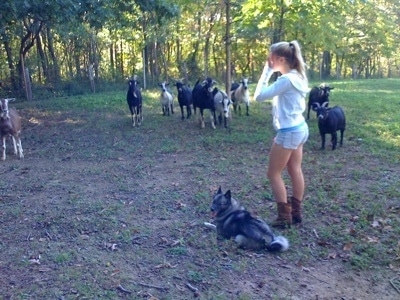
[0,98,24,161]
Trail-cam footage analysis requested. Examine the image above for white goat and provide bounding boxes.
[159,82,174,116]
[230,77,250,116]
[0,98,24,161]
[213,88,232,128]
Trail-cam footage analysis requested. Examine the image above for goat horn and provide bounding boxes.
[322,101,329,107]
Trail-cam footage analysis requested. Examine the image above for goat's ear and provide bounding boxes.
[224,190,231,200]
[217,186,222,194]
[330,87,334,90]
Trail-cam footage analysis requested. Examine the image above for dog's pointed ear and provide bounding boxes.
[224,190,231,200]
[217,186,222,194]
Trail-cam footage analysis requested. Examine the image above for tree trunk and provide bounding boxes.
[225,0,231,95]
[110,42,115,79]
[46,27,61,86]
[321,50,331,79]
[3,39,18,91]
[36,33,49,83]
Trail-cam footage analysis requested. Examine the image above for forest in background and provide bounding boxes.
[0,0,399,99]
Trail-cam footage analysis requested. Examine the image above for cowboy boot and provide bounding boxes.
[291,196,302,224]
[271,201,292,228]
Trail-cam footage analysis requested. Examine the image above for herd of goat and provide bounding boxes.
[127,77,345,150]
[127,76,250,130]
[0,79,346,162]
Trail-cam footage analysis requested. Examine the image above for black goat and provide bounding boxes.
[307,83,334,120]
[192,77,217,129]
[174,81,192,120]
[127,77,143,127]
[313,102,346,150]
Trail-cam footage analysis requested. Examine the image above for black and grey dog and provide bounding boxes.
[206,187,289,252]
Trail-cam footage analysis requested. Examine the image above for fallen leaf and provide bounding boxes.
[371,220,380,228]
[343,243,353,251]
[328,252,337,259]
[366,236,379,243]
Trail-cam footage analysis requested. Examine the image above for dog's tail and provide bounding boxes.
[266,235,289,252]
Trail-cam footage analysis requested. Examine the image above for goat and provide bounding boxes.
[192,77,217,129]
[127,76,143,127]
[159,82,174,116]
[307,83,334,120]
[313,102,346,150]
[212,88,232,128]
[174,81,192,120]
[230,78,250,116]
[0,98,24,161]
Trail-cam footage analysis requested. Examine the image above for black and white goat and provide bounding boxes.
[174,81,192,120]
[0,98,24,161]
[313,102,346,150]
[192,77,217,129]
[213,88,232,128]
[307,83,334,120]
[127,76,143,127]
[159,81,174,116]
[230,78,250,116]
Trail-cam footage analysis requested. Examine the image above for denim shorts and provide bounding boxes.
[275,123,309,150]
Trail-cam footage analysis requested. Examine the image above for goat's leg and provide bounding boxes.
[246,103,249,116]
[332,132,338,150]
[132,113,135,127]
[200,110,205,128]
[15,137,23,159]
[171,102,174,114]
[233,103,238,114]
[339,129,344,146]
[129,106,135,127]
[180,105,184,120]
[210,110,216,129]
[11,136,18,155]
[320,133,326,150]
[186,105,191,119]
[1,136,6,161]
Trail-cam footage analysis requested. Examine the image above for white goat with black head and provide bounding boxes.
[230,77,250,116]
[213,88,232,128]
[0,98,24,161]
[159,81,174,116]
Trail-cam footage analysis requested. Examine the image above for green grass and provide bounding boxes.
[1,78,399,299]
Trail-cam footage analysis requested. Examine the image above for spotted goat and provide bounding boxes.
[0,98,24,161]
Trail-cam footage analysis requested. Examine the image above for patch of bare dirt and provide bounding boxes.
[0,103,399,299]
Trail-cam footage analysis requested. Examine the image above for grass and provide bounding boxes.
[0,78,400,299]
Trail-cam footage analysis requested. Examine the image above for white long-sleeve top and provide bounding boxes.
[254,65,309,131]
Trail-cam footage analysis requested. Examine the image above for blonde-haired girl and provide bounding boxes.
[254,40,309,228]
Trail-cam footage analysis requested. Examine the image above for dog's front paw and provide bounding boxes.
[204,222,217,230]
